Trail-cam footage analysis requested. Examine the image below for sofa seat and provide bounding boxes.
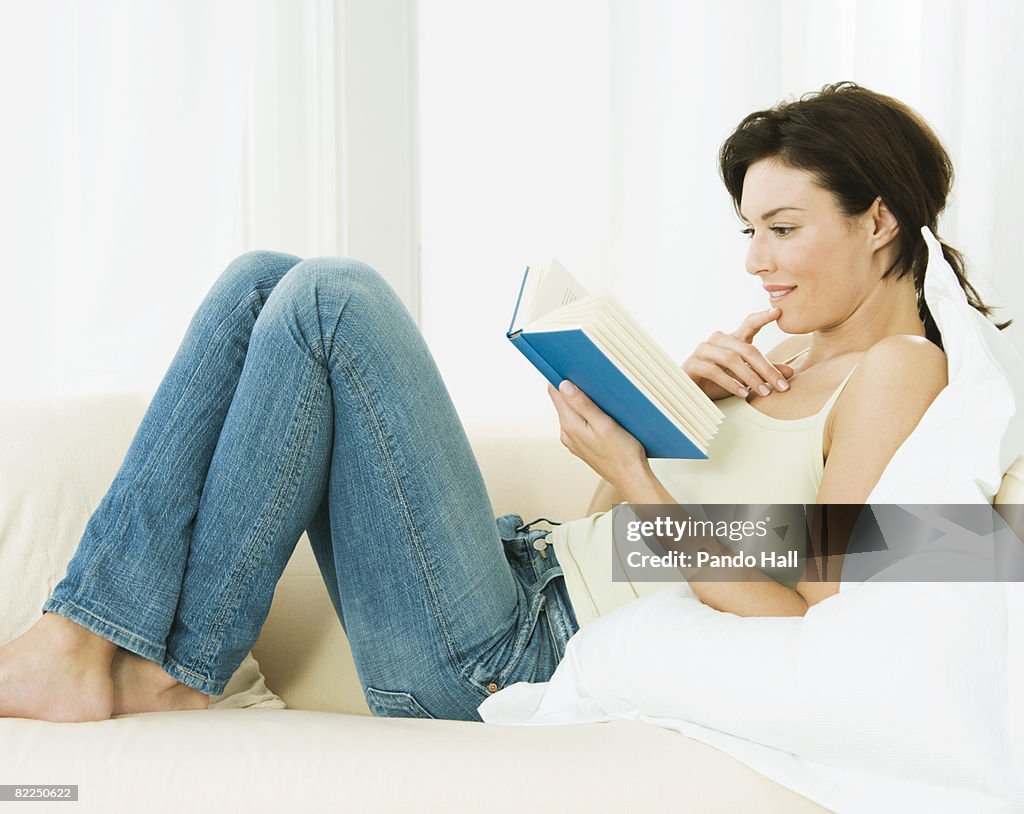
[3,709,830,812]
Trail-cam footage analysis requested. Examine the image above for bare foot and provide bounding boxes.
[0,612,116,722]
[110,648,209,716]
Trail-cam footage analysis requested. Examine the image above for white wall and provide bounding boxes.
[417,0,612,436]
[0,1,250,401]
[0,0,419,401]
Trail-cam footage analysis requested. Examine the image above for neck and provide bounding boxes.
[804,275,926,366]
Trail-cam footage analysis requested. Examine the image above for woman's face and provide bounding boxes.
[739,157,886,335]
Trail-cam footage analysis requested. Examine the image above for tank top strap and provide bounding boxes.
[816,361,860,419]
[782,347,810,364]
[778,346,860,417]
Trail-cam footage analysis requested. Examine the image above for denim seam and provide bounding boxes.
[538,589,560,664]
[492,589,547,688]
[542,578,574,658]
[333,345,465,677]
[187,352,323,680]
[160,356,315,688]
[524,537,576,663]
[134,290,265,495]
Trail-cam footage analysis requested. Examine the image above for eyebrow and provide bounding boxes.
[738,206,806,223]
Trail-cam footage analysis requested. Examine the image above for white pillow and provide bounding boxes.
[862,226,1024,504]
[0,392,283,711]
[492,581,1017,812]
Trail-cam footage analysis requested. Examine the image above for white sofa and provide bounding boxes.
[4,393,1022,813]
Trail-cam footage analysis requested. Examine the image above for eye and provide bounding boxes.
[740,225,795,238]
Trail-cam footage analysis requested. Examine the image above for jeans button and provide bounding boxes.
[486,682,499,693]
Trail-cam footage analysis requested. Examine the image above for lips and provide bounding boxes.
[765,286,796,301]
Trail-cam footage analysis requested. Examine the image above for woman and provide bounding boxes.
[0,82,1008,723]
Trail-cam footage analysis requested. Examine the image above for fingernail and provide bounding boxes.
[758,385,771,396]
[777,379,789,390]
[559,380,577,395]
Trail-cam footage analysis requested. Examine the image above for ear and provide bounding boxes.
[868,196,900,249]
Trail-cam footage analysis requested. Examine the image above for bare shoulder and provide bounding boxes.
[835,336,947,429]
[818,335,948,504]
[830,335,948,452]
[852,334,948,393]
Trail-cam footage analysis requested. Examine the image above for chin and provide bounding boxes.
[776,312,810,335]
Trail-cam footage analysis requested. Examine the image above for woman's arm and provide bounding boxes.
[586,478,624,515]
[551,380,810,617]
[796,335,948,609]
[615,470,812,617]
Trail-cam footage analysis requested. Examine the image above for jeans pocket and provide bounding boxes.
[364,686,436,719]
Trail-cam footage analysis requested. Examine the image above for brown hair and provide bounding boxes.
[718,81,1011,347]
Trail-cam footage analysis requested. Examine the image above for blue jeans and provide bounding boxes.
[42,251,580,720]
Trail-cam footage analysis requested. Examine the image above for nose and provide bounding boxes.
[745,231,774,277]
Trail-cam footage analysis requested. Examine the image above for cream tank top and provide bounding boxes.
[544,348,859,628]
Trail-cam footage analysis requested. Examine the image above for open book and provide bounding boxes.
[506,259,724,459]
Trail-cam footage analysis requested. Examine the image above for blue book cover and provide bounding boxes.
[507,265,709,460]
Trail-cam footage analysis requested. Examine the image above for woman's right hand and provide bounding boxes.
[681,306,796,400]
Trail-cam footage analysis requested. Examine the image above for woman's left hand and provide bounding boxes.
[547,380,649,490]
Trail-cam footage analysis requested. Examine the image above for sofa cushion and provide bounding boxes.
[1,709,830,813]
[0,392,281,710]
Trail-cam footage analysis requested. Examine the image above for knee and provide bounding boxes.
[277,256,395,305]
[257,256,411,366]
[212,249,304,305]
[270,256,408,328]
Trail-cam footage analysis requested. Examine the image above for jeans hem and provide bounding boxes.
[41,597,167,665]
[161,654,231,696]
